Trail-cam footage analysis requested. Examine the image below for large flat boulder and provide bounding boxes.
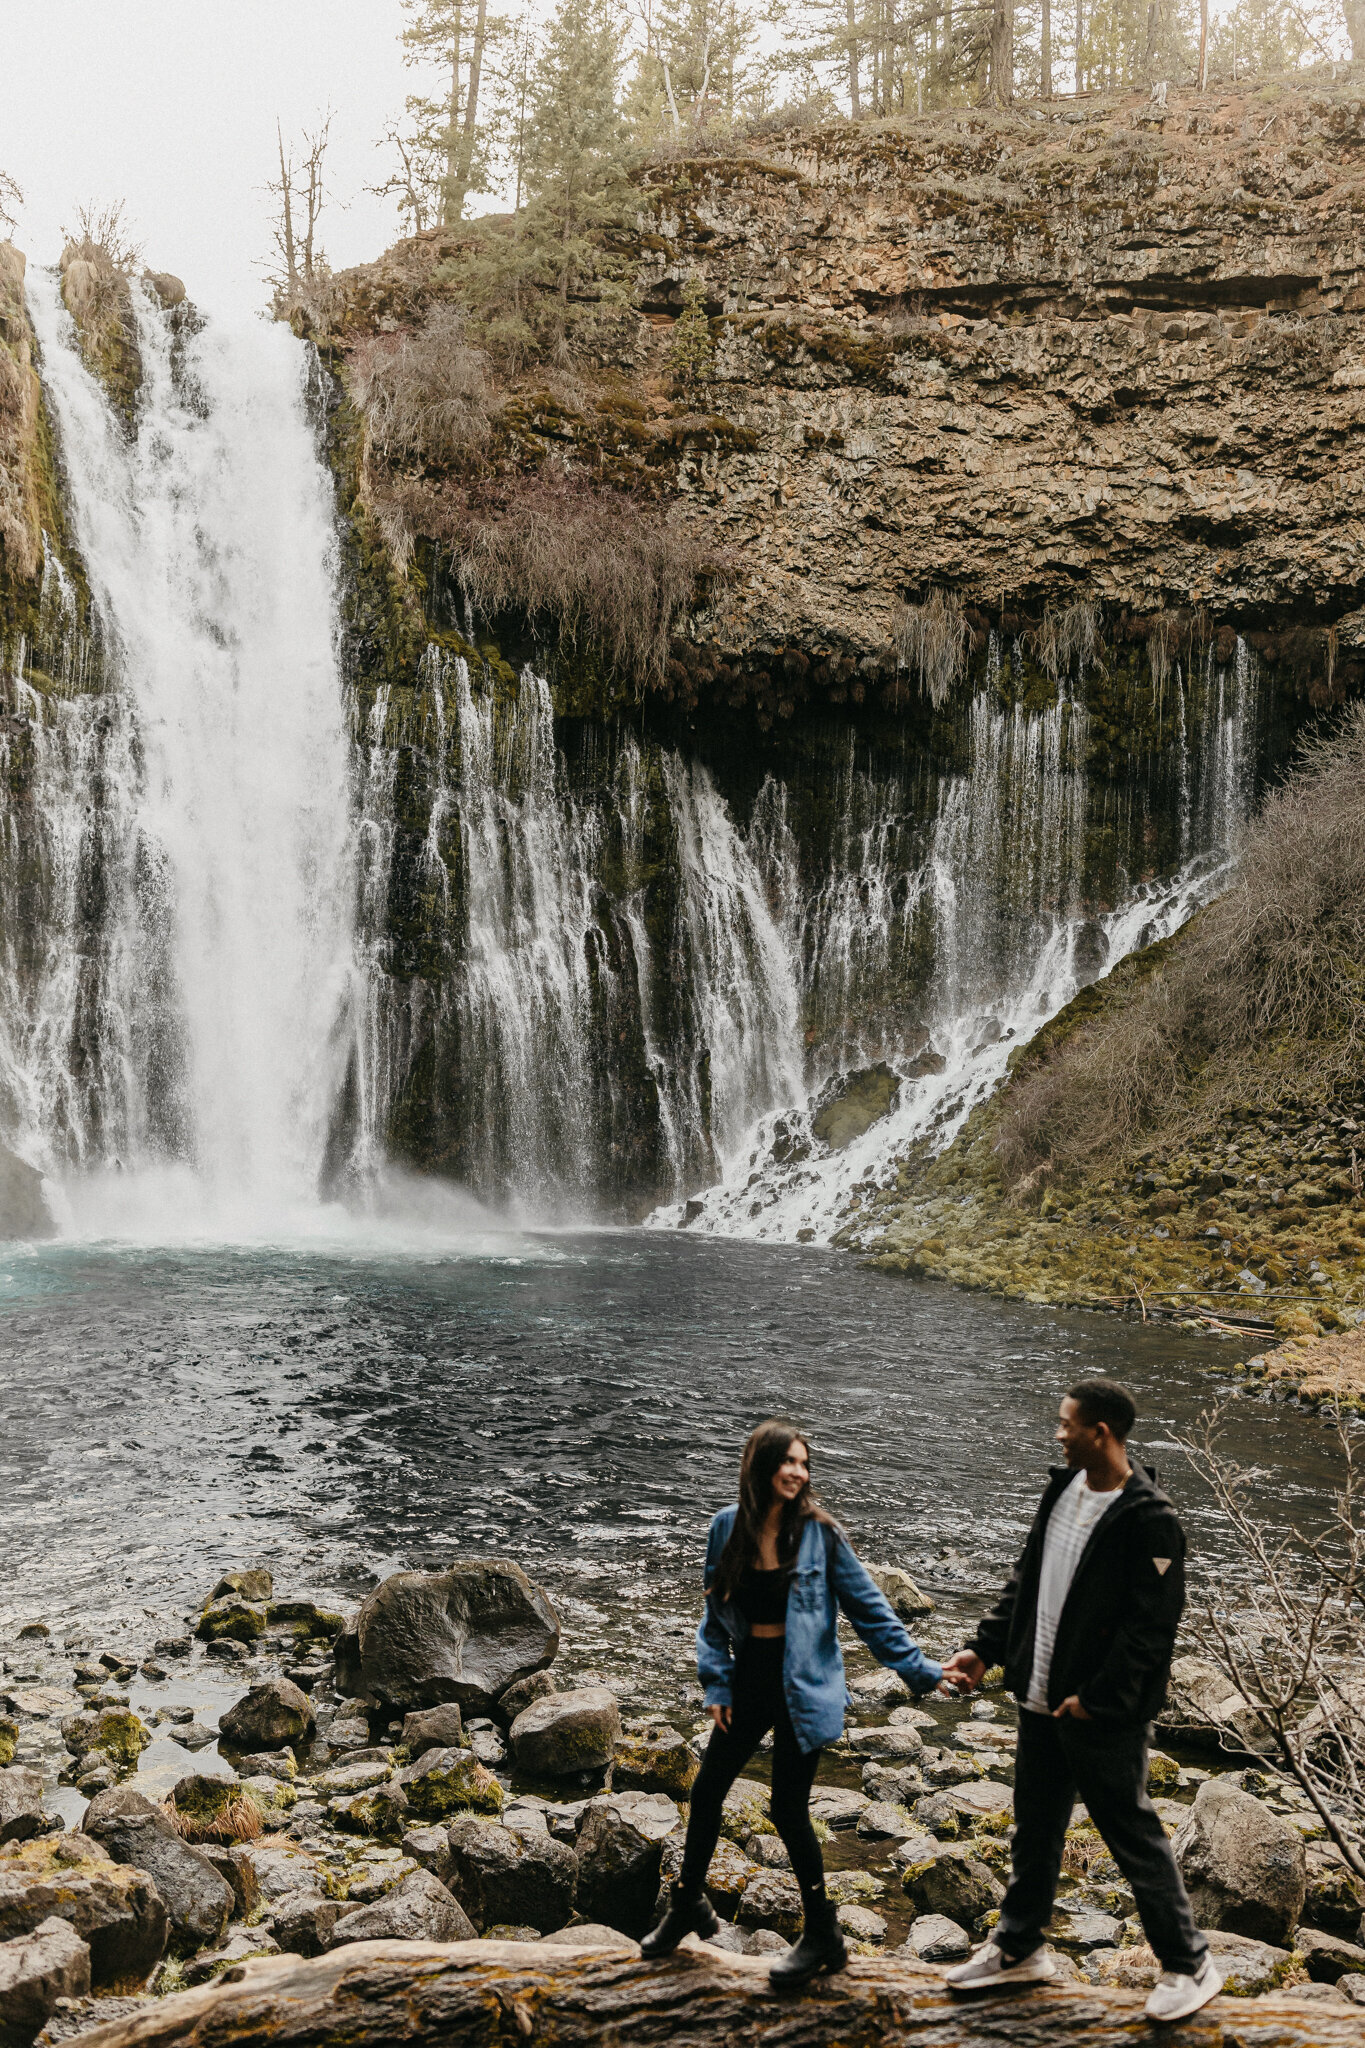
[574,1795,680,1937]
[82,1790,231,1959]
[0,1915,90,2047]
[352,1564,558,1714]
[1173,1778,1306,1946]
[0,1835,166,1989]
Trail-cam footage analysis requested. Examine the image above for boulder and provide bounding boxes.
[399,1705,463,1758]
[218,1681,313,1754]
[264,1602,344,1644]
[1173,1778,1306,1945]
[902,1912,970,1961]
[1159,1656,1270,1755]
[837,1902,886,1944]
[808,1788,870,1831]
[574,1794,680,1936]
[845,1726,925,1763]
[1297,1926,1365,1983]
[737,1871,803,1937]
[496,1672,556,1729]
[195,1601,265,1646]
[240,1845,322,1903]
[718,1777,778,1846]
[332,1869,474,1946]
[353,1563,559,1713]
[866,1565,936,1620]
[655,1835,757,1922]
[208,1571,273,1606]
[400,1827,455,1884]
[197,1847,258,1922]
[0,1775,47,1848]
[0,1725,16,1771]
[540,1923,637,1951]
[313,1760,393,1799]
[58,1713,150,1775]
[0,1835,167,1988]
[811,1063,899,1149]
[167,1776,261,1844]
[0,1916,90,2047]
[857,1801,917,1841]
[861,1765,924,1807]
[609,1726,698,1799]
[266,1891,339,1958]
[914,1782,1013,1837]
[394,1747,502,1822]
[81,1790,231,1958]
[182,1931,280,1986]
[444,1815,578,1934]
[1097,1926,1303,1996]
[168,1725,215,1753]
[329,1786,410,1840]
[0,1147,53,1242]
[900,1843,1005,1928]
[234,1752,294,1784]
[1305,1843,1365,1936]
[511,1690,621,1777]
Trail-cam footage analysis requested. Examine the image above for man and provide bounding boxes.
[940,1379,1220,2025]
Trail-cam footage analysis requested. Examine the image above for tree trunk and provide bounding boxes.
[1346,0,1365,57]
[451,0,488,220]
[847,0,862,118]
[1075,0,1084,92]
[989,0,1013,103]
[69,1939,1365,2048]
[1041,0,1052,96]
[441,4,465,228]
[1197,0,1207,88]
[275,124,297,296]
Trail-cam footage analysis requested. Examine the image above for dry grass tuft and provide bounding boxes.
[347,308,492,474]
[386,469,720,687]
[1034,599,1102,680]
[893,588,969,707]
[164,1793,264,1844]
[995,703,1365,1186]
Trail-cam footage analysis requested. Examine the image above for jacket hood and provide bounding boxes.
[1046,1461,1173,1514]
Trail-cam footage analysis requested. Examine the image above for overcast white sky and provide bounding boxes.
[4,0,421,320]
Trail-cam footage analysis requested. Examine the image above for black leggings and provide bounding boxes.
[679,1637,826,1902]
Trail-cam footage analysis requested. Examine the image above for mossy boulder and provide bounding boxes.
[0,1833,168,1988]
[901,1842,1005,1928]
[609,1725,699,1798]
[509,1688,620,1777]
[719,1776,777,1844]
[329,1785,411,1840]
[812,1063,900,1151]
[394,1746,503,1821]
[264,1601,344,1643]
[167,1775,264,1844]
[1147,1749,1180,1793]
[195,1600,266,1645]
[0,1718,17,1768]
[60,1711,151,1774]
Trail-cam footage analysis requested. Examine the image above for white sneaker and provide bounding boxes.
[1144,1955,1222,2022]
[944,1941,1058,1991]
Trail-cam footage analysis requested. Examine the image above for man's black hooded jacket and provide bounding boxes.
[968,1462,1186,1723]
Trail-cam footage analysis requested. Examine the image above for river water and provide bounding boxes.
[0,1228,1341,1707]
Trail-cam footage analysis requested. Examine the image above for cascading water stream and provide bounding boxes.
[12,273,356,1235]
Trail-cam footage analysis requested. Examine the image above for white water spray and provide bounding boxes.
[17,274,356,1234]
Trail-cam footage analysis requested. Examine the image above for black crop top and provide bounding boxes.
[735,1565,790,1626]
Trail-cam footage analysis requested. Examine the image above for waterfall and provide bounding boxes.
[6,274,355,1235]
[659,646,1261,1244]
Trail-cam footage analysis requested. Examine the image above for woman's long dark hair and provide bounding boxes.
[712,1418,836,1601]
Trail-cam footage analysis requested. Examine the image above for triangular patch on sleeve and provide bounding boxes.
[1152,1557,1172,1576]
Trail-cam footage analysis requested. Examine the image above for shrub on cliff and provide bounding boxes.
[347,308,492,472]
[996,703,1365,1182]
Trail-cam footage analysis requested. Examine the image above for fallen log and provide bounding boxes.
[60,1935,1365,2048]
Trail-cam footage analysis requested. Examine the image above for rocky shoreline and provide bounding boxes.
[2,1558,1364,2044]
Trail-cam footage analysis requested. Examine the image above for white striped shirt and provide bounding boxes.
[1024,1472,1122,1712]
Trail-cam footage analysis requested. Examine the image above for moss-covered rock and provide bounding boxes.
[60,1710,151,1773]
[0,1717,17,1768]
[195,1599,266,1645]
[394,1746,503,1821]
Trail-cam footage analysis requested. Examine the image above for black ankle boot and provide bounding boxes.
[639,1884,721,1959]
[768,1892,847,1990]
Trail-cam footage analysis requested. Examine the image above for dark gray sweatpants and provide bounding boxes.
[996,1709,1207,1975]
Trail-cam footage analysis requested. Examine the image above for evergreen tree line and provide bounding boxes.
[265,0,1357,342]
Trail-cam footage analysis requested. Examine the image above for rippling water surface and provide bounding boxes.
[0,1230,1342,1689]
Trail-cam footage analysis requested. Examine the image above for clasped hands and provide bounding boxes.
[938,1648,1091,1719]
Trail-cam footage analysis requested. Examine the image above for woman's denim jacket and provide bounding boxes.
[696,1505,943,1753]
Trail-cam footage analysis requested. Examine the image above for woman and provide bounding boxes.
[641,1418,947,1989]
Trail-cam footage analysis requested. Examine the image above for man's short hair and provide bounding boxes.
[1067,1379,1137,1441]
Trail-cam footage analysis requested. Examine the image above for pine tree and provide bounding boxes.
[399,0,505,226]
[523,0,638,308]
[669,275,715,387]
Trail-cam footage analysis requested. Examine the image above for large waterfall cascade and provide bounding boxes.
[2,275,356,1235]
[1,273,1265,1244]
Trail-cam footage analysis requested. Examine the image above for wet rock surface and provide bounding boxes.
[352,1565,559,1714]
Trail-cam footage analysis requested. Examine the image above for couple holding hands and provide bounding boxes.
[640,1380,1221,2024]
